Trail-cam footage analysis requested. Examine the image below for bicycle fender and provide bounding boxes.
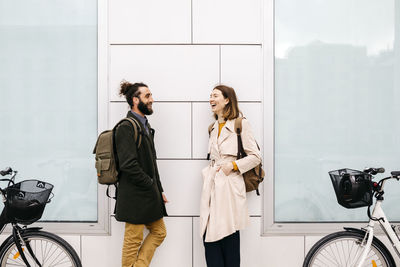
[343,227,367,235]
[19,227,43,233]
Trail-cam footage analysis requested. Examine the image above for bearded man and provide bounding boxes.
[115,81,168,267]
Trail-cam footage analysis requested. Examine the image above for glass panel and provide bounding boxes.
[0,1,97,221]
[275,0,400,222]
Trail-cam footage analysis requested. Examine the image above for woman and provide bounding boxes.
[200,85,262,267]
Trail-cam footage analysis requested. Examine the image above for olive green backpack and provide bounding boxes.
[93,117,143,197]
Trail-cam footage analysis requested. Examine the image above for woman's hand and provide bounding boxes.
[220,162,233,176]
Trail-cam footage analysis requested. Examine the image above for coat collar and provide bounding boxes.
[223,119,236,133]
[216,119,236,144]
[126,111,151,136]
[210,119,236,133]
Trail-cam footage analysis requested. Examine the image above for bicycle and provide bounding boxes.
[0,167,82,267]
[303,167,400,267]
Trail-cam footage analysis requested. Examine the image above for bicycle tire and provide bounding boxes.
[0,230,82,267]
[303,230,395,267]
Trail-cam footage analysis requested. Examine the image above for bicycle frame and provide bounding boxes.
[357,178,400,267]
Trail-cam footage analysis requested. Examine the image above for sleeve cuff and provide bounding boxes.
[232,161,238,171]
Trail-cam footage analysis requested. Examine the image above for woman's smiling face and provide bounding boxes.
[210,89,229,116]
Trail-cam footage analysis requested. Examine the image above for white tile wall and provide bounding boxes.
[109,102,130,127]
[149,217,193,267]
[109,45,219,101]
[239,103,263,147]
[109,0,191,44]
[157,160,206,216]
[82,218,124,266]
[192,102,217,159]
[82,217,192,267]
[221,45,263,101]
[109,102,192,159]
[193,0,262,44]
[148,103,192,159]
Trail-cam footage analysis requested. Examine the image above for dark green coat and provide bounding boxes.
[114,111,167,224]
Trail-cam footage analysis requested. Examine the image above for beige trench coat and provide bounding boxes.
[200,118,261,242]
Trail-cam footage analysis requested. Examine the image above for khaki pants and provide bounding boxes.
[122,218,166,267]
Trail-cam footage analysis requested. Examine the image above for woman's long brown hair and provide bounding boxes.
[213,85,241,120]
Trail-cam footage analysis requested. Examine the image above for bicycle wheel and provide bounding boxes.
[303,230,395,267]
[0,230,82,267]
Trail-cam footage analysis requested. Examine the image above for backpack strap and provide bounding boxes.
[207,122,216,160]
[235,117,246,159]
[113,117,143,148]
[123,117,143,148]
[109,117,144,201]
[208,122,214,136]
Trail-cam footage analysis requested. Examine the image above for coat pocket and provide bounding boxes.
[229,173,246,199]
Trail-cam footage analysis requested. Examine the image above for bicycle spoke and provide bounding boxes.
[306,234,389,267]
[0,234,79,267]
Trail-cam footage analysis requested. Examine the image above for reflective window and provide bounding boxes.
[274,0,400,222]
[0,1,97,221]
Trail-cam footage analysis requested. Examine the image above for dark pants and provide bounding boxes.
[203,231,240,267]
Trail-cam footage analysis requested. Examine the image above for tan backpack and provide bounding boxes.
[93,117,142,187]
[208,117,265,195]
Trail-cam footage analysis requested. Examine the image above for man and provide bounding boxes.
[115,80,168,267]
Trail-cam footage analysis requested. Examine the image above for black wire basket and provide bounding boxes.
[5,180,53,225]
[329,168,373,209]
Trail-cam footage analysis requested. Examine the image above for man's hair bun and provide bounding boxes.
[119,80,133,96]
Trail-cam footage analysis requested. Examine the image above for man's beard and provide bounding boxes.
[138,99,153,115]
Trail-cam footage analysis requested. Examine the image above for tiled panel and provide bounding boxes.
[221,45,262,101]
[81,218,124,267]
[149,217,192,267]
[192,102,263,159]
[193,0,261,44]
[192,102,215,159]
[247,195,262,216]
[82,217,191,267]
[109,102,130,127]
[239,103,263,149]
[109,0,191,44]
[109,102,192,159]
[148,103,191,158]
[158,160,207,216]
[193,217,206,267]
[109,45,219,101]
[194,217,304,267]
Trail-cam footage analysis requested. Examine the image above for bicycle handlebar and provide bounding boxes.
[0,167,12,176]
[364,167,385,175]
